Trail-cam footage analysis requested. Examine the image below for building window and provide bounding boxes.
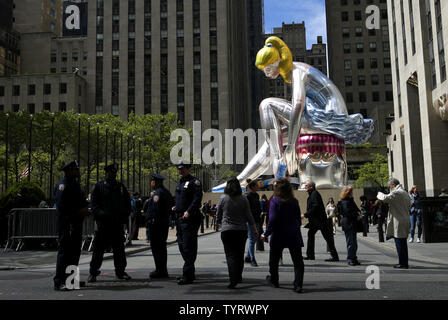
[358,75,366,86]
[343,43,351,54]
[0,86,4,96]
[386,91,393,101]
[359,92,367,102]
[28,104,35,114]
[355,27,363,37]
[360,108,368,118]
[342,28,350,38]
[13,104,20,112]
[371,75,379,85]
[382,25,389,36]
[356,43,364,53]
[346,92,353,103]
[384,74,392,84]
[383,41,390,52]
[370,58,378,69]
[28,84,35,95]
[344,60,352,70]
[369,42,377,52]
[341,12,349,22]
[354,11,362,21]
[372,92,380,102]
[43,103,51,111]
[345,76,352,86]
[357,59,364,69]
[384,58,391,68]
[60,83,67,94]
[59,102,67,112]
[13,85,20,96]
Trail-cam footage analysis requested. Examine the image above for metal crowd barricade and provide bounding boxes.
[5,208,96,252]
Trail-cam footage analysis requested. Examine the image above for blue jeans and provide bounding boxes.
[245,222,257,261]
[394,238,409,267]
[409,213,422,239]
[344,228,358,263]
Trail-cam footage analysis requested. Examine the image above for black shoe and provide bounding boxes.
[116,272,132,280]
[393,264,409,269]
[177,278,194,285]
[251,260,258,267]
[54,284,72,291]
[325,257,340,262]
[293,286,303,293]
[150,271,169,279]
[79,281,86,287]
[87,275,97,283]
[227,282,238,289]
[303,256,315,260]
[354,260,361,266]
[244,256,251,263]
[348,261,357,266]
[176,275,196,281]
[266,275,279,288]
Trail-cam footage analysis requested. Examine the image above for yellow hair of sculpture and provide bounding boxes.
[255,36,293,83]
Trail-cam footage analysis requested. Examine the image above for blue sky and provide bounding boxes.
[264,0,327,49]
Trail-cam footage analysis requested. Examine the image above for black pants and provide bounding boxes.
[54,217,83,286]
[306,222,339,259]
[148,223,169,273]
[269,246,304,288]
[176,218,200,280]
[90,222,127,276]
[377,216,385,242]
[221,230,247,283]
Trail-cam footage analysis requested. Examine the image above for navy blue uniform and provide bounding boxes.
[54,177,87,287]
[89,179,131,277]
[175,174,203,280]
[146,186,174,274]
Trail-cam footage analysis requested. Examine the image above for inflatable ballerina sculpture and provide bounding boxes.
[213,36,374,192]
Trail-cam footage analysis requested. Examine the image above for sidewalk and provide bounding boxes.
[0,225,217,270]
[356,225,448,265]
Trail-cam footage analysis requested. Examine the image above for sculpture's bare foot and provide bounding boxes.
[283,146,298,176]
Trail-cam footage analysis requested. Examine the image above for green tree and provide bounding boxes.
[354,153,389,189]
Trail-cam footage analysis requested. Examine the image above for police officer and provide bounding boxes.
[146,174,174,279]
[88,163,132,282]
[54,161,89,291]
[173,163,203,285]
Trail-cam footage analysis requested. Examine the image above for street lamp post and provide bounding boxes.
[28,115,33,181]
[4,113,9,191]
[86,118,91,194]
[96,123,100,182]
[49,113,55,200]
[105,124,108,167]
[77,114,81,165]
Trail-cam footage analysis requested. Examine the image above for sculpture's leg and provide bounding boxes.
[259,98,292,176]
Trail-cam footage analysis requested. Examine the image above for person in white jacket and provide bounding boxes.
[377,178,411,269]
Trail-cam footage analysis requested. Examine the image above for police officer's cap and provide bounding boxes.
[151,173,165,181]
[62,160,79,172]
[176,162,191,169]
[104,163,119,173]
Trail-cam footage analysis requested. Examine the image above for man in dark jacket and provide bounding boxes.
[146,174,174,279]
[88,164,132,282]
[173,163,203,285]
[54,161,89,291]
[302,181,339,261]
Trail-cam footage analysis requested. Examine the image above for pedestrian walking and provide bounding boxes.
[217,178,258,289]
[372,200,388,242]
[146,174,174,279]
[377,178,411,269]
[302,181,339,262]
[244,179,264,266]
[409,185,423,243]
[326,198,337,235]
[173,163,203,285]
[130,192,143,240]
[260,194,269,227]
[338,186,362,266]
[53,161,89,291]
[360,196,369,236]
[210,204,217,228]
[202,200,211,229]
[262,178,305,293]
[88,164,132,282]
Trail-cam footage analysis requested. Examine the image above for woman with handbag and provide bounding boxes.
[338,185,362,266]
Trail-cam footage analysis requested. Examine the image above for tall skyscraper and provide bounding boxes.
[13,0,63,35]
[326,0,393,145]
[386,0,448,195]
[86,0,253,132]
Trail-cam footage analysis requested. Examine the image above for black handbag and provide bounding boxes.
[355,218,364,233]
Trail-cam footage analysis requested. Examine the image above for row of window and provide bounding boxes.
[344,58,391,70]
[0,102,67,113]
[343,42,389,53]
[342,25,389,37]
[345,90,393,103]
[0,83,68,96]
[345,74,392,86]
[340,0,387,5]
[341,9,387,22]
